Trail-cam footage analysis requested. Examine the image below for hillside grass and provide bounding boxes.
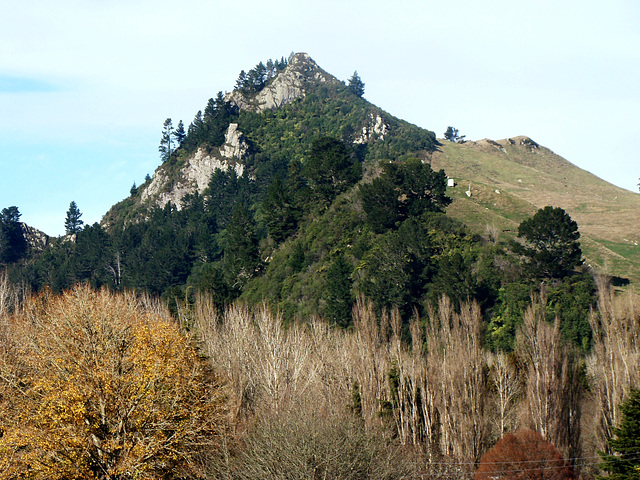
[431,138,640,282]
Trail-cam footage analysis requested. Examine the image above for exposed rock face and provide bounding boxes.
[226,53,341,112]
[219,123,248,159]
[141,123,247,210]
[354,113,390,144]
[21,223,48,251]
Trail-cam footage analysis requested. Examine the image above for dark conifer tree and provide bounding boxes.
[515,206,582,280]
[64,201,84,235]
[236,70,248,92]
[304,137,362,206]
[186,110,205,147]
[266,58,275,79]
[348,70,365,97]
[0,206,26,264]
[158,118,174,161]
[325,252,354,327]
[358,176,402,233]
[173,120,186,146]
[224,205,261,291]
[262,175,299,243]
[598,389,640,479]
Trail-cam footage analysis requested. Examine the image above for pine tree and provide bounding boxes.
[236,70,248,92]
[515,206,582,280]
[64,201,84,235]
[158,118,174,161]
[262,175,299,243]
[304,137,362,206]
[224,205,261,291]
[173,120,186,146]
[598,389,640,479]
[348,70,365,97]
[187,110,205,146]
[444,126,466,143]
[0,206,26,263]
[324,252,354,327]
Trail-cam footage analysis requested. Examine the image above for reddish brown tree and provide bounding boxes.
[475,429,575,480]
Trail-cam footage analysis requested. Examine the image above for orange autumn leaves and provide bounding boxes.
[0,285,228,479]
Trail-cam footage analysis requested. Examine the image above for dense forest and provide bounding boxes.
[0,54,638,478]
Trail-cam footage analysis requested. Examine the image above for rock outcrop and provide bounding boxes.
[354,113,390,144]
[140,123,247,210]
[21,223,48,251]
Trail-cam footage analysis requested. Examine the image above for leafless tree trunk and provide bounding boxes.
[488,352,522,437]
[424,297,491,465]
[517,293,583,465]
[586,278,640,450]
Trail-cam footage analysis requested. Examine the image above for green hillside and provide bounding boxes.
[430,137,640,282]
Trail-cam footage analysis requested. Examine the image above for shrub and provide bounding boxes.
[474,429,575,480]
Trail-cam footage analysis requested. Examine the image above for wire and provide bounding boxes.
[427,451,640,466]
[406,451,640,477]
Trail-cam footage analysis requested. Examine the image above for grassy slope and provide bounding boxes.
[428,136,640,282]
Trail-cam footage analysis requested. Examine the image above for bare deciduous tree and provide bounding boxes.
[517,293,583,467]
[586,278,640,450]
[488,352,522,437]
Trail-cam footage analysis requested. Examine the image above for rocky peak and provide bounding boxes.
[225,52,342,112]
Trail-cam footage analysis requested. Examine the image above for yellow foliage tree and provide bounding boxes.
[0,285,228,479]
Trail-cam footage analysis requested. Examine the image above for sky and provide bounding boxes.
[1,0,639,236]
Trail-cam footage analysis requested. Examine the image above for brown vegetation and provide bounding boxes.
[474,429,575,480]
[1,274,638,479]
[193,282,639,479]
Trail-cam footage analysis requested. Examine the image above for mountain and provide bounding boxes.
[103,53,434,225]
[9,52,638,347]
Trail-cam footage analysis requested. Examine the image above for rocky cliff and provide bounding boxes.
[140,123,248,210]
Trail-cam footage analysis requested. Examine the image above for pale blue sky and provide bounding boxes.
[1,0,638,236]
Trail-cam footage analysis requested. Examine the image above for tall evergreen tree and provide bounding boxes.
[348,70,365,97]
[598,389,640,479]
[158,118,174,161]
[224,205,261,292]
[173,120,186,146]
[262,175,299,243]
[304,137,362,206]
[359,158,451,233]
[359,176,402,233]
[64,201,84,235]
[236,70,248,92]
[444,126,466,143]
[515,206,582,280]
[325,252,354,327]
[0,206,27,264]
[186,110,205,148]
